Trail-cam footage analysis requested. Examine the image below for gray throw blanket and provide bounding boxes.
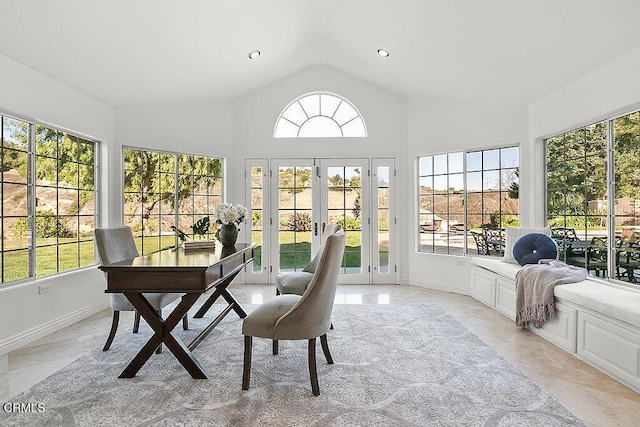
[515,260,588,328]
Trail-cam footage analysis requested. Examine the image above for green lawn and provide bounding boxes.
[253,231,362,271]
[2,238,95,283]
[2,231,365,283]
[1,235,176,283]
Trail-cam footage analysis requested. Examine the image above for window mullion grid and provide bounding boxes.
[607,119,616,279]
[463,154,468,255]
[582,132,588,244]
[75,140,80,268]
[430,175,435,253]
[446,161,451,254]
[0,117,3,283]
[174,154,179,249]
[498,150,503,231]
[27,123,36,278]
[55,131,60,274]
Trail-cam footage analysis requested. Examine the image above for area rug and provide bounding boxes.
[1,303,584,426]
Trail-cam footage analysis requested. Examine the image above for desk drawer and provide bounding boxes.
[106,270,205,293]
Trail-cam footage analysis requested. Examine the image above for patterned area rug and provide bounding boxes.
[1,304,584,426]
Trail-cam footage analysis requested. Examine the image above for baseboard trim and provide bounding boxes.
[405,277,470,295]
[0,300,110,356]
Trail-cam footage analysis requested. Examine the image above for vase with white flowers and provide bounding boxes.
[213,203,247,246]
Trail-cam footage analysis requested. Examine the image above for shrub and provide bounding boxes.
[281,212,312,232]
[14,210,71,238]
[337,217,362,231]
[252,211,262,227]
[548,216,597,229]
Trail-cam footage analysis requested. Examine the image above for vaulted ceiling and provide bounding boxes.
[2,0,640,107]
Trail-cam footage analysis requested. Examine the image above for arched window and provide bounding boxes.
[274,92,367,138]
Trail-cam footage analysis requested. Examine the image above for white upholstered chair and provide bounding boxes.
[95,226,188,351]
[242,228,345,396]
[274,223,341,296]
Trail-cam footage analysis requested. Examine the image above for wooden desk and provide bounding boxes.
[100,243,254,379]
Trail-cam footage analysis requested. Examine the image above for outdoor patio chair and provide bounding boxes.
[471,231,491,256]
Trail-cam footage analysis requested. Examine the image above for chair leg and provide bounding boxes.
[133,311,141,333]
[273,340,279,355]
[103,311,120,351]
[242,335,252,390]
[320,333,334,364]
[308,338,319,396]
[182,314,189,330]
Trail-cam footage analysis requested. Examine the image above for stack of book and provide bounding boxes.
[181,240,216,251]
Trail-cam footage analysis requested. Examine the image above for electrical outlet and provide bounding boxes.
[38,284,51,294]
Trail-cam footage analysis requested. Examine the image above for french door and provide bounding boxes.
[320,159,370,283]
[244,158,396,285]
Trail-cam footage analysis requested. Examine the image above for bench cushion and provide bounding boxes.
[473,255,640,329]
[555,281,640,329]
[472,257,521,281]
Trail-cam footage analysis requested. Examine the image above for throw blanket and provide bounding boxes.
[515,260,588,328]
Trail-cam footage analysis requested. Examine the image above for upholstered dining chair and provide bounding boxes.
[95,226,188,352]
[242,228,345,396]
[275,223,341,296]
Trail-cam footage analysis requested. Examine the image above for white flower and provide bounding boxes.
[214,203,247,225]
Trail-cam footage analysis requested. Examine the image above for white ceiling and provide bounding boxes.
[1,0,640,107]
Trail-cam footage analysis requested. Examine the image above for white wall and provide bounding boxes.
[231,65,409,278]
[528,45,640,226]
[231,66,407,160]
[4,40,638,355]
[0,53,115,355]
[115,102,234,222]
[406,100,529,293]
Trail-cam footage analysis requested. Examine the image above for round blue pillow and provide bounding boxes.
[513,233,558,266]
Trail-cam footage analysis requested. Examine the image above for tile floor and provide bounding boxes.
[2,284,640,426]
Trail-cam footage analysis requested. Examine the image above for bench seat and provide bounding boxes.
[470,255,640,393]
[472,256,640,328]
[471,256,520,281]
[555,281,640,329]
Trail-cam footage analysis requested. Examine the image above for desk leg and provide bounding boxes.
[219,287,247,318]
[193,288,222,318]
[120,293,208,379]
[193,269,247,319]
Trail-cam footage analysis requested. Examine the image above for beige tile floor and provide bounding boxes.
[3,284,640,426]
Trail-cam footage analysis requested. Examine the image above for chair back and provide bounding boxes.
[552,227,578,242]
[274,229,346,339]
[302,223,341,273]
[471,231,490,255]
[95,227,139,265]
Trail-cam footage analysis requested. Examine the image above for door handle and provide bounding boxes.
[314,222,318,236]
[322,222,326,233]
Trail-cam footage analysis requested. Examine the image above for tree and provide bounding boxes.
[14,210,70,238]
[123,149,222,232]
[1,118,28,175]
[328,174,344,187]
[352,195,361,220]
[34,126,96,196]
[278,167,311,194]
[508,168,519,199]
[348,169,362,219]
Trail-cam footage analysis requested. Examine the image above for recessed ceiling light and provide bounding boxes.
[377,49,390,57]
[248,50,261,60]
